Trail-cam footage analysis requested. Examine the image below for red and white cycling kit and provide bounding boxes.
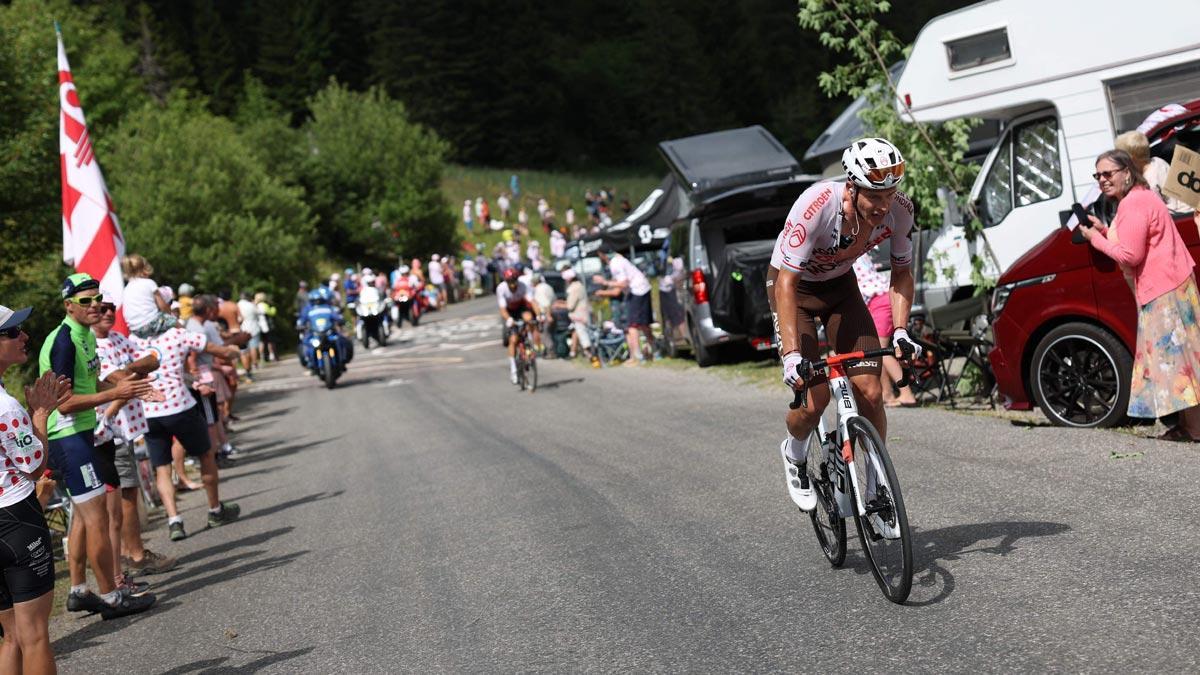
[497,280,535,315]
[770,181,915,279]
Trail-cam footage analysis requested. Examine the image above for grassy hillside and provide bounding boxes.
[440,165,660,257]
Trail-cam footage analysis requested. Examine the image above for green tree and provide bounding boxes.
[101,93,317,301]
[301,81,456,266]
[798,0,990,288]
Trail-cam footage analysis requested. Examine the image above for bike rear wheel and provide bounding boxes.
[846,416,912,604]
[806,431,846,566]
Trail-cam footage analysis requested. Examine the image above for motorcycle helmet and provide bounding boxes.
[398,265,410,275]
[842,137,905,190]
[308,290,323,303]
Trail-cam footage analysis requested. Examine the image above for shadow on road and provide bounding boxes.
[905,520,1072,606]
[235,490,345,525]
[176,526,296,566]
[535,377,585,390]
[159,647,316,674]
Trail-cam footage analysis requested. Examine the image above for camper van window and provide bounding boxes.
[1013,119,1061,206]
[1106,60,1200,132]
[945,28,1010,72]
[980,138,1014,227]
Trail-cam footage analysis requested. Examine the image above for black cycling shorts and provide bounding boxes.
[144,405,211,469]
[0,492,55,608]
[793,271,882,384]
[48,430,117,503]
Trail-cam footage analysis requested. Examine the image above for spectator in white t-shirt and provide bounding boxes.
[121,254,175,339]
[236,292,261,374]
[429,254,447,307]
[594,245,654,366]
[497,192,510,221]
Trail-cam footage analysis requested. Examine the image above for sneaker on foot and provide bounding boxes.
[222,444,244,458]
[207,502,241,528]
[780,439,816,512]
[66,589,106,614]
[169,521,188,541]
[100,588,156,620]
[123,549,178,575]
[118,577,151,596]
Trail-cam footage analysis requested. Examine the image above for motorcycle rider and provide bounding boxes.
[391,265,418,328]
[297,287,353,375]
[357,268,388,343]
[497,268,543,384]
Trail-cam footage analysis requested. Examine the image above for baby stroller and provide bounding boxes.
[590,320,630,367]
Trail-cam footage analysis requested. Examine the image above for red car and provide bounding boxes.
[989,102,1200,427]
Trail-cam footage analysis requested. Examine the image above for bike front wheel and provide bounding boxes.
[806,431,846,567]
[847,416,913,604]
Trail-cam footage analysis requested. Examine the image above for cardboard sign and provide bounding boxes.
[1162,144,1200,210]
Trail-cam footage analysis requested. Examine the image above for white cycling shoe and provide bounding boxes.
[780,439,816,512]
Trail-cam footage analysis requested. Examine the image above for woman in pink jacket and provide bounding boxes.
[1081,149,1200,441]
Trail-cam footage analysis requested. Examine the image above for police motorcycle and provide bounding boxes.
[298,287,352,389]
[356,270,389,349]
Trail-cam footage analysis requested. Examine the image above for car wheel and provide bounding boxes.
[1029,322,1131,428]
[689,319,718,368]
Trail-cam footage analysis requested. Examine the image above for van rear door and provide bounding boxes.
[658,126,800,201]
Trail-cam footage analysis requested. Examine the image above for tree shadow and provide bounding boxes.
[52,599,184,657]
[159,647,316,674]
[234,490,344,525]
[176,526,295,566]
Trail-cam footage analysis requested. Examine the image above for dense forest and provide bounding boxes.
[92,0,970,168]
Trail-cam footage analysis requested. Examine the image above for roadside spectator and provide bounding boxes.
[429,255,447,307]
[594,245,654,366]
[481,198,491,227]
[510,174,520,198]
[188,295,243,462]
[565,206,575,228]
[563,269,596,364]
[1115,130,1194,214]
[498,192,510,221]
[410,258,426,288]
[550,229,566,259]
[518,206,529,230]
[217,292,246,378]
[463,199,474,233]
[527,240,543,271]
[177,283,196,322]
[295,281,309,318]
[40,273,157,618]
[537,198,549,222]
[533,273,556,322]
[1080,149,1200,441]
[255,292,277,362]
[658,256,687,346]
[134,309,243,541]
[853,255,918,407]
[237,292,261,374]
[343,269,360,308]
[475,197,484,224]
[0,307,73,670]
[121,254,174,339]
[462,256,479,298]
[91,298,177,579]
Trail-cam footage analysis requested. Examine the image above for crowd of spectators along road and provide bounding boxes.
[0,253,285,669]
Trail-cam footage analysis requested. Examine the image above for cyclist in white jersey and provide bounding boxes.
[497,268,544,383]
[771,138,924,511]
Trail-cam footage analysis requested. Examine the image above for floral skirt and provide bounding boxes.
[1128,275,1200,418]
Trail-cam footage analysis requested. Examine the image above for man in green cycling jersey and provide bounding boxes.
[39,273,157,618]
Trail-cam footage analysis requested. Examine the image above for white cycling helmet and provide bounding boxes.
[842,137,905,189]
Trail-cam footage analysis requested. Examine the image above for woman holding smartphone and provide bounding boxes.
[1079,149,1200,441]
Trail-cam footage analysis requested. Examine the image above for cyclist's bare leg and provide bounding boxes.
[785,384,831,463]
[850,372,886,438]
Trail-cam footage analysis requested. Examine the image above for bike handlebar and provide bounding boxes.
[789,347,914,410]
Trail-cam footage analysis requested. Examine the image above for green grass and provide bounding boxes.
[441,165,660,256]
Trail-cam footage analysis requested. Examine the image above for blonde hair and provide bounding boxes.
[1114,131,1150,170]
[121,254,154,279]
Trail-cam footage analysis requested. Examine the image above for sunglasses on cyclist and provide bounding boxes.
[864,164,905,185]
[68,295,101,306]
[0,326,22,340]
[1092,168,1126,182]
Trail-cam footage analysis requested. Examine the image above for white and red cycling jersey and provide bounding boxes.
[497,279,535,314]
[771,181,915,281]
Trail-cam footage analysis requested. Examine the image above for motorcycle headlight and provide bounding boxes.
[309,338,321,347]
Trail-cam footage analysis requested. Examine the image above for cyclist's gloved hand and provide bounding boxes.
[505,317,515,328]
[782,351,810,388]
[892,328,923,360]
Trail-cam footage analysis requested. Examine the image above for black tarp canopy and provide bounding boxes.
[600,174,688,252]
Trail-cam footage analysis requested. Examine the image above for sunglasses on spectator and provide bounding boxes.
[99,304,116,314]
[1092,168,1126,182]
[0,326,22,339]
[68,295,101,306]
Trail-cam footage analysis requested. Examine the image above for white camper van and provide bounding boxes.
[896,0,1200,306]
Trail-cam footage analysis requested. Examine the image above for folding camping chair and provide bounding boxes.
[926,295,997,408]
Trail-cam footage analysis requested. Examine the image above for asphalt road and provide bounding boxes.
[51,296,1200,673]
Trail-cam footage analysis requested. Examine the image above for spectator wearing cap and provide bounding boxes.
[132,295,244,542]
[594,246,654,366]
[177,283,196,322]
[90,296,178,578]
[0,304,73,671]
[39,273,158,618]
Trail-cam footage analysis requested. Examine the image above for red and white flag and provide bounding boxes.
[58,24,128,333]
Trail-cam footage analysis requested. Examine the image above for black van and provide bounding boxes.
[658,126,818,365]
